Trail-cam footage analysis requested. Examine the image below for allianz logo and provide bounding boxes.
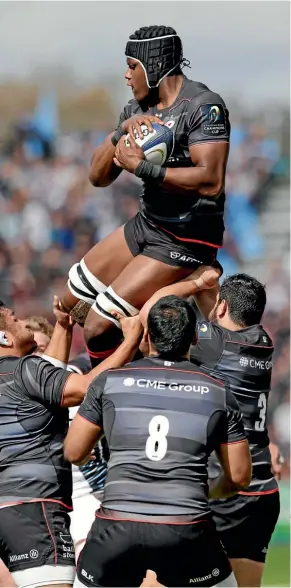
[123,378,209,394]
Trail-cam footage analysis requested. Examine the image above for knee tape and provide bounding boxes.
[68,258,106,305]
[91,286,139,328]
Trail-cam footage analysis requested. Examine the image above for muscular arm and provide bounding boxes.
[44,322,72,366]
[139,265,221,327]
[208,387,252,499]
[89,133,123,188]
[209,440,252,499]
[162,142,229,197]
[62,336,140,407]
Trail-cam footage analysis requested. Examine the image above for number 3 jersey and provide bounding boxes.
[190,322,278,496]
[78,356,246,519]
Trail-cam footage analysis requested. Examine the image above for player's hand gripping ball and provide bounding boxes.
[114,123,174,172]
[126,123,174,166]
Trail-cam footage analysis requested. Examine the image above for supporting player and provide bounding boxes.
[60,24,230,367]
[65,297,251,588]
[0,300,142,588]
[140,274,281,587]
[25,317,109,560]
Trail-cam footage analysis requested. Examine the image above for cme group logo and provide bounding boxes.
[239,357,249,367]
[123,378,135,387]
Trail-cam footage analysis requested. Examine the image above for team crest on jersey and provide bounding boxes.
[197,321,212,339]
[200,104,227,137]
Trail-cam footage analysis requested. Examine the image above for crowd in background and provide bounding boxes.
[0,106,289,472]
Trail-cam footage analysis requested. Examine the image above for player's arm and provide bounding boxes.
[64,373,106,465]
[89,133,123,188]
[62,314,143,406]
[269,441,284,481]
[209,386,252,499]
[41,296,73,367]
[162,143,229,197]
[90,108,163,187]
[16,316,142,409]
[139,265,221,327]
[162,95,230,197]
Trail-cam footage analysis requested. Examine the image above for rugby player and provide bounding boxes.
[140,274,281,587]
[23,318,109,559]
[60,24,230,367]
[65,296,252,588]
[0,299,142,588]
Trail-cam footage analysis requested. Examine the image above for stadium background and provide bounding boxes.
[0,2,289,585]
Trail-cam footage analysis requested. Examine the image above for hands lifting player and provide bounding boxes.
[60,25,230,367]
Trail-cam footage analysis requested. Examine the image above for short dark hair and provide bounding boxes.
[147,295,196,359]
[219,274,266,327]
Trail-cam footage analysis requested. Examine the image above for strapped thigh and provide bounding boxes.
[68,258,107,305]
[91,286,139,328]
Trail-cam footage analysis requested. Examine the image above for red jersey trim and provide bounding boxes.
[0,498,72,510]
[96,512,210,526]
[155,223,222,248]
[42,502,58,564]
[238,488,279,496]
[225,340,274,349]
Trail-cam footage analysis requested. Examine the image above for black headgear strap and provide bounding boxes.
[125,34,183,88]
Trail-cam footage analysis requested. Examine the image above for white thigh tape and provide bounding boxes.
[68,259,106,305]
[80,259,107,294]
[91,286,139,328]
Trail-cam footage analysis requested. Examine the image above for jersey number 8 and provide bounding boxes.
[145,415,169,461]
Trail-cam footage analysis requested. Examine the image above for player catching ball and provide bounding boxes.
[61,25,230,366]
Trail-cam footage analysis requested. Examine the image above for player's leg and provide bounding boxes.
[61,225,134,321]
[228,559,263,588]
[214,493,280,588]
[83,254,195,365]
[0,502,76,588]
[0,560,16,587]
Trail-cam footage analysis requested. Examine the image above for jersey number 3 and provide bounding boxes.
[255,393,267,431]
[146,415,169,461]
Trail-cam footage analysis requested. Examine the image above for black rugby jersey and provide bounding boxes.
[190,322,277,496]
[67,353,109,498]
[0,355,72,508]
[78,356,245,519]
[118,76,230,247]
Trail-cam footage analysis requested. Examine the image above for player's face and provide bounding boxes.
[125,58,149,101]
[4,309,36,352]
[209,297,227,324]
[32,331,51,355]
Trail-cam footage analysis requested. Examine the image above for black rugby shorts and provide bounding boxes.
[0,501,75,574]
[211,491,280,562]
[124,212,222,271]
[76,512,232,587]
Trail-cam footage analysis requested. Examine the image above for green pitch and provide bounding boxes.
[263,544,290,587]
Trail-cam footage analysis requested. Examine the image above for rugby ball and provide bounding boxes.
[125,122,174,166]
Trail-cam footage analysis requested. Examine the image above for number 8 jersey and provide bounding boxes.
[78,356,246,519]
[190,321,277,496]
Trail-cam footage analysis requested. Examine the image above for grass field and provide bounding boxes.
[263,544,290,587]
